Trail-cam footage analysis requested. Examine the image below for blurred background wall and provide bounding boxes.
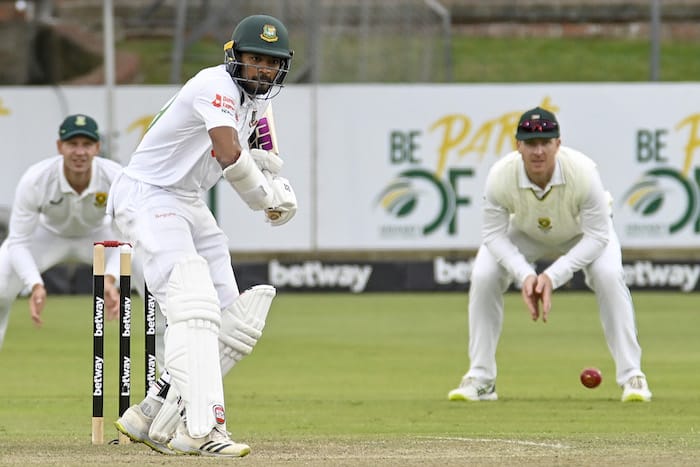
[1,1,699,293]
[2,0,699,86]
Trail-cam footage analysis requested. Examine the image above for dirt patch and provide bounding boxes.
[2,436,698,466]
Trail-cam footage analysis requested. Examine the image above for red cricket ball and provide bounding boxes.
[580,367,602,388]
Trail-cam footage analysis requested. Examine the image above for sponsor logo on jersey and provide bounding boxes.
[211,93,236,112]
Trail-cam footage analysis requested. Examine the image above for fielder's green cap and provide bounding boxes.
[515,106,560,140]
[59,114,99,141]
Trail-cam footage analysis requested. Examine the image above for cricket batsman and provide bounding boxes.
[111,14,297,457]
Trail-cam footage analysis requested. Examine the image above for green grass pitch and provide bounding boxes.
[1,292,699,465]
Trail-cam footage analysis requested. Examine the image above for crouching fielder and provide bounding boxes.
[108,13,297,457]
[447,106,651,404]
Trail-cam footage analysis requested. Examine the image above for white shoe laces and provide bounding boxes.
[211,426,233,442]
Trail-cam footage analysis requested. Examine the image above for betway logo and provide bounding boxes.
[93,356,103,396]
[624,261,700,292]
[269,260,372,293]
[434,257,475,284]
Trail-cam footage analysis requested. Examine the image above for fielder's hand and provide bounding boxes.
[250,149,284,175]
[521,273,553,323]
[264,173,297,226]
[29,284,47,327]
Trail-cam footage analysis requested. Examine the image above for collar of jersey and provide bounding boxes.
[517,157,564,198]
[58,159,98,196]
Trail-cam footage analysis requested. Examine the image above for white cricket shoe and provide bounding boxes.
[448,377,498,401]
[621,375,652,402]
[114,404,176,455]
[168,423,250,457]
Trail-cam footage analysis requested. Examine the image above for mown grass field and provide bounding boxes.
[1,291,699,466]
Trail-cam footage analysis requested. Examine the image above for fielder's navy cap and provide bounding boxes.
[516,107,560,141]
[59,114,99,141]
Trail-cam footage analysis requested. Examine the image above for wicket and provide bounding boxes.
[92,241,157,445]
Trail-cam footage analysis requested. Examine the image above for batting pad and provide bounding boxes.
[219,285,276,375]
[164,255,225,438]
[222,149,274,211]
[148,385,180,444]
[144,285,277,444]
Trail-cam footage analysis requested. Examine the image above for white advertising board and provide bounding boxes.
[0,85,314,251]
[0,83,698,251]
[315,83,700,250]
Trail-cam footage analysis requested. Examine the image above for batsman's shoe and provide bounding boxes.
[621,375,652,402]
[448,377,498,401]
[114,405,176,455]
[168,424,251,457]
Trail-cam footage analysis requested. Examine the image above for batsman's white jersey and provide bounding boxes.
[466,146,646,386]
[110,64,267,318]
[0,155,123,348]
[123,64,269,197]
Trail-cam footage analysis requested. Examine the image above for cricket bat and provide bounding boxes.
[249,103,283,221]
[250,102,280,155]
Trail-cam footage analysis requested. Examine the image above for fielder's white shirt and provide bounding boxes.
[482,146,611,289]
[5,155,122,288]
[124,65,269,197]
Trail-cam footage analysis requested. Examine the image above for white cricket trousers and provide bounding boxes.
[466,221,646,387]
[107,173,240,318]
[0,223,119,349]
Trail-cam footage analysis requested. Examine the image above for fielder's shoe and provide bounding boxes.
[621,375,652,402]
[168,424,250,457]
[114,404,176,455]
[448,377,498,401]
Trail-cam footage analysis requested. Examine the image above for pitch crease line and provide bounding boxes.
[418,436,570,449]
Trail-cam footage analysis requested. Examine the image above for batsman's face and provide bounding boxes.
[517,137,561,188]
[57,136,100,175]
[239,52,282,95]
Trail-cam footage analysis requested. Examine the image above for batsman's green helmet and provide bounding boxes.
[229,14,292,60]
[224,14,293,95]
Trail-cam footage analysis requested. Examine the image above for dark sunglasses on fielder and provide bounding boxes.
[518,119,558,133]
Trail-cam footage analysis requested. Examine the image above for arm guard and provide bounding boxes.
[222,150,274,211]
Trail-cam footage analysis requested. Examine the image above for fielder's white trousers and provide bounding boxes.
[0,223,119,349]
[465,220,646,387]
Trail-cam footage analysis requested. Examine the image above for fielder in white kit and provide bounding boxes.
[448,106,652,403]
[111,14,297,457]
[0,114,122,349]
